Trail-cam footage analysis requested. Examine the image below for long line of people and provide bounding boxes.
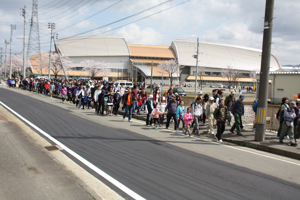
[8,78,300,145]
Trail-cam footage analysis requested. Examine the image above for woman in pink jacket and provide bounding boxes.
[184,107,193,137]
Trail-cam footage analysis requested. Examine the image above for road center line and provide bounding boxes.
[0,101,146,200]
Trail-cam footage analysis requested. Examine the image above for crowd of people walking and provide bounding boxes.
[6,78,300,145]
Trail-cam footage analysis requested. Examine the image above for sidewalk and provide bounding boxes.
[117,109,300,160]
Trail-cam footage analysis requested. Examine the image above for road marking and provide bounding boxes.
[0,101,146,200]
[121,116,300,166]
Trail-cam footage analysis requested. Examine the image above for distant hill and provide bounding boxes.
[282,64,300,68]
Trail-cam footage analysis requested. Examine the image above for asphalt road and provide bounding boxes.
[1,87,300,200]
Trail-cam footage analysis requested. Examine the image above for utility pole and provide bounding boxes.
[48,22,55,79]
[255,0,275,141]
[22,5,26,79]
[4,40,9,78]
[194,38,199,93]
[53,34,68,80]
[9,24,16,79]
[151,61,153,94]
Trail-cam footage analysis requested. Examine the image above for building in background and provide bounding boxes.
[171,40,281,86]
[29,36,282,86]
[128,44,177,84]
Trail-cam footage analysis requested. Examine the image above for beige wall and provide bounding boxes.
[257,73,300,104]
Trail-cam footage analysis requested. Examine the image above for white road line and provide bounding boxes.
[0,101,146,200]
[121,116,300,166]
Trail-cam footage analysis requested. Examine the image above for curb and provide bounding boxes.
[223,138,300,160]
[22,92,300,161]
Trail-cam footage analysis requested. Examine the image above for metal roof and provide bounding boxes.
[172,40,281,71]
[56,36,131,57]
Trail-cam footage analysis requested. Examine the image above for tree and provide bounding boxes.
[222,65,241,87]
[80,60,110,78]
[39,53,73,79]
[3,54,31,78]
[157,59,182,86]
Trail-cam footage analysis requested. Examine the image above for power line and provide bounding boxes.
[58,0,191,47]
[61,0,176,40]
[44,0,94,21]
[56,0,123,29]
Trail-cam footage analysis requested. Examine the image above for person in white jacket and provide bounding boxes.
[206,96,217,135]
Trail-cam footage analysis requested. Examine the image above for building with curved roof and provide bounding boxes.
[171,40,281,86]
[56,35,131,79]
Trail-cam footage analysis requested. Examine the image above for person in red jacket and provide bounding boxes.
[44,81,50,96]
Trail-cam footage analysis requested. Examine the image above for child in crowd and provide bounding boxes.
[184,107,193,137]
[84,92,88,109]
[159,96,167,127]
[151,105,164,129]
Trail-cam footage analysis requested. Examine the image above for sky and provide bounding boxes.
[0,0,299,66]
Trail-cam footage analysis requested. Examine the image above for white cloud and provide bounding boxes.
[117,23,164,45]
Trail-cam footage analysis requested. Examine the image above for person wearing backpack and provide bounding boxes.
[279,102,297,146]
[145,95,154,127]
[277,97,289,138]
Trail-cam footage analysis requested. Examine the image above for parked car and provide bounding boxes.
[210,85,215,88]
[114,81,133,89]
[173,87,186,96]
[147,84,159,90]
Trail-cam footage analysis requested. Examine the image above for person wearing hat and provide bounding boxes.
[145,95,155,126]
[215,90,224,106]
[194,91,203,101]
[225,90,236,126]
[206,96,217,135]
[230,95,245,136]
[279,102,297,146]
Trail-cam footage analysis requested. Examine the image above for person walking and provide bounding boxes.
[159,96,167,127]
[213,99,229,143]
[60,84,67,103]
[184,107,193,137]
[151,104,164,129]
[165,94,178,130]
[123,88,134,122]
[145,95,154,126]
[230,95,245,136]
[206,96,217,135]
[225,90,236,126]
[277,97,289,138]
[279,102,297,146]
[131,85,138,115]
[202,94,209,125]
[176,100,185,134]
[113,91,121,115]
[191,97,203,135]
[293,102,300,144]
[97,90,105,116]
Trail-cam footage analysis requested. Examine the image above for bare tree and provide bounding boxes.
[196,66,206,89]
[81,60,110,79]
[157,59,182,86]
[222,65,241,87]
